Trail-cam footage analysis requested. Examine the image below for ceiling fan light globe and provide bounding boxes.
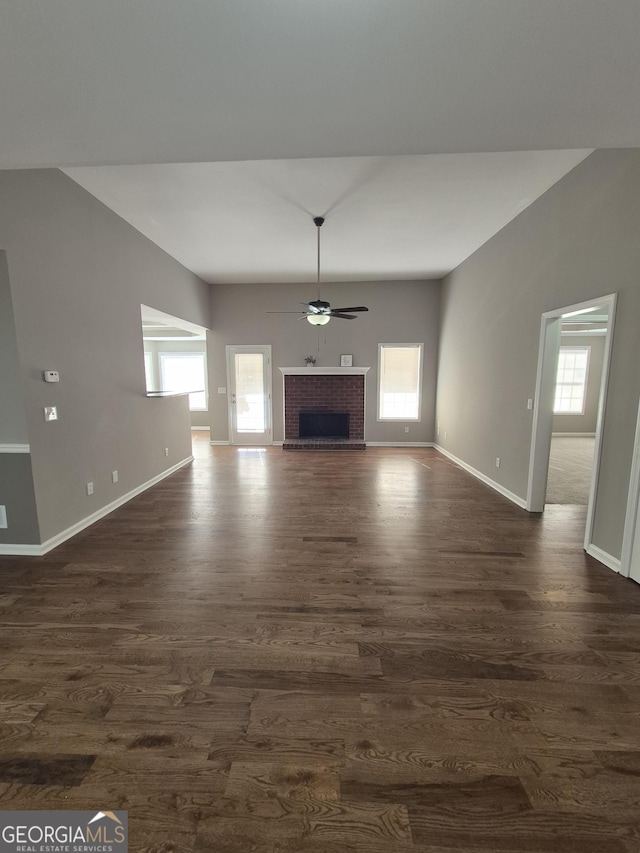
[307,314,330,326]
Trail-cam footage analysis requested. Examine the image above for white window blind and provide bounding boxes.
[378,344,423,420]
[554,346,590,414]
[159,352,207,411]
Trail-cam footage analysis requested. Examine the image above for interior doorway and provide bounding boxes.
[527,294,617,554]
[545,313,608,505]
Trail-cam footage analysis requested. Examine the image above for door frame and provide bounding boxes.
[526,293,617,555]
[621,396,640,579]
[225,344,273,445]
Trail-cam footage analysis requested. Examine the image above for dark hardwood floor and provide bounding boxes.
[1,435,640,852]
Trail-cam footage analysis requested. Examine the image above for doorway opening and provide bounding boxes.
[546,313,609,505]
[140,304,209,443]
[527,294,616,556]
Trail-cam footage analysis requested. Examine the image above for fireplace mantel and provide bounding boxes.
[279,366,370,375]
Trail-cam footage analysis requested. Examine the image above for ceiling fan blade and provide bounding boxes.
[331,306,369,313]
[330,312,358,319]
[266,311,307,314]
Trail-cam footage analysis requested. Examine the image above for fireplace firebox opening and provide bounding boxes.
[299,411,349,439]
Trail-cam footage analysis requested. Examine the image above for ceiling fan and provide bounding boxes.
[268,216,369,325]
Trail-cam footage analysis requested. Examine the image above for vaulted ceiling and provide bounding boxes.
[3,1,639,282]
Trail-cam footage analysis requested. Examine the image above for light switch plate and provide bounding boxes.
[44,406,58,421]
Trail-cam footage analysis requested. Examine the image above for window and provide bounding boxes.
[554,346,590,414]
[159,352,207,410]
[378,343,423,420]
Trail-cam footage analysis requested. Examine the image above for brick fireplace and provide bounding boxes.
[280,367,370,450]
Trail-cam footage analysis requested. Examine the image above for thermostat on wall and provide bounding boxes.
[43,370,59,383]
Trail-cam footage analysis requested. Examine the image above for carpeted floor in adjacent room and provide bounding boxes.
[546,435,596,505]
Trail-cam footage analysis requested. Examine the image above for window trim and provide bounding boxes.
[159,351,208,411]
[554,345,590,416]
[377,342,423,422]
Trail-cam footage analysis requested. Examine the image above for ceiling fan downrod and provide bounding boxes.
[313,216,324,301]
[265,214,368,323]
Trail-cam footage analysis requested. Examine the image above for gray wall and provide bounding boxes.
[0,169,210,544]
[0,250,40,545]
[0,251,29,444]
[437,149,640,561]
[208,280,440,444]
[553,333,605,434]
[0,455,40,545]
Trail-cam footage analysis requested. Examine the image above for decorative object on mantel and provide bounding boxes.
[304,355,316,366]
[266,216,369,325]
[340,354,353,367]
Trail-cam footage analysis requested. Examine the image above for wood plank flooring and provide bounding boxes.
[2,436,640,852]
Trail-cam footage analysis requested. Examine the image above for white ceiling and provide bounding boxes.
[64,152,591,282]
[3,1,640,283]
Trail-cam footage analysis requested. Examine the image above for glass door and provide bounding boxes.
[226,345,272,445]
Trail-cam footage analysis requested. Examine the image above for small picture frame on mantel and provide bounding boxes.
[340,354,353,367]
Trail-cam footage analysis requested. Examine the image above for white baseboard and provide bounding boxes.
[367,441,435,447]
[585,543,621,573]
[0,443,30,453]
[191,426,210,431]
[272,441,284,446]
[0,456,193,557]
[552,432,596,437]
[209,440,230,446]
[0,542,43,556]
[434,445,528,509]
